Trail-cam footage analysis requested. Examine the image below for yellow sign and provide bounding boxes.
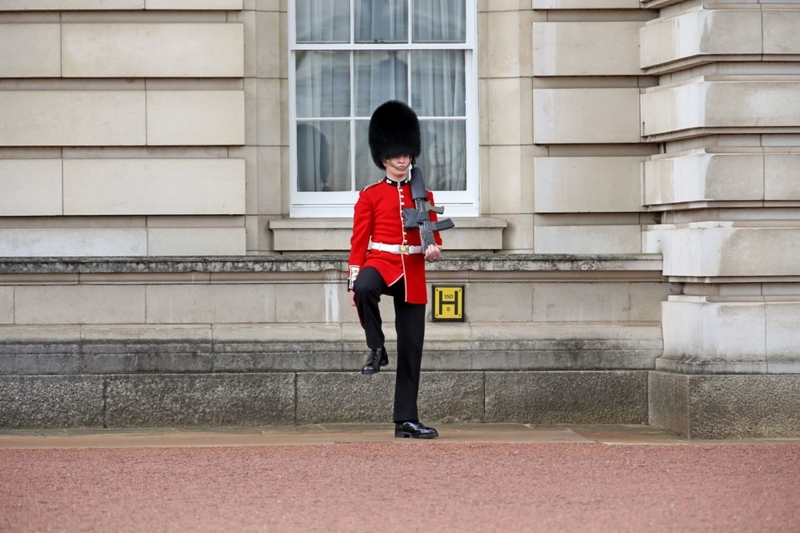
[432,285,465,321]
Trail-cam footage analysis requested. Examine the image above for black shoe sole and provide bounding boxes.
[395,430,438,439]
[361,366,379,375]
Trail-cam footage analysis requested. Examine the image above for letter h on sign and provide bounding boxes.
[432,285,465,322]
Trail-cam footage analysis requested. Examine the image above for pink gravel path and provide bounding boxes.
[2,443,799,533]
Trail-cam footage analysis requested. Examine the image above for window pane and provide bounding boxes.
[418,120,466,191]
[296,51,350,118]
[355,119,383,190]
[411,50,465,117]
[355,0,408,44]
[355,51,408,117]
[413,0,466,43]
[297,121,351,192]
[296,0,350,43]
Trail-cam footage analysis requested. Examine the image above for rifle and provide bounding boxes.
[402,166,455,258]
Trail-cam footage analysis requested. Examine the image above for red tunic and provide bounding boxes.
[349,176,443,304]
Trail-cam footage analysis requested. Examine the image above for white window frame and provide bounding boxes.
[288,0,479,218]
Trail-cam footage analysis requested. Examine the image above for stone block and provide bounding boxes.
[534,225,642,254]
[642,80,800,138]
[270,219,355,251]
[0,287,11,324]
[257,146,283,214]
[485,371,648,424]
[296,372,484,424]
[255,10,282,79]
[296,372,395,424]
[63,159,245,216]
[0,228,147,257]
[146,91,245,146]
[498,214,534,253]
[145,284,276,324]
[485,78,533,146]
[648,371,689,437]
[534,0,640,7]
[434,217,507,251]
[657,224,800,278]
[274,283,328,323]
[765,154,800,200]
[534,89,641,144]
[0,0,143,8]
[763,11,800,54]
[0,159,63,216]
[62,23,243,78]
[535,21,643,76]
[147,227,247,256]
[649,372,800,439]
[533,283,632,323]
[765,303,800,373]
[104,373,295,427]
[145,0,243,8]
[15,285,146,325]
[0,24,61,77]
[0,375,105,429]
[660,298,767,374]
[466,282,533,322]
[535,157,645,213]
[629,282,676,322]
[255,79,282,146]
[640,8,762,70]
[417,372,485,423]
[488,145,535,214]
[0,91,146,147]
[643,152,764,206]
[485,11,529,78]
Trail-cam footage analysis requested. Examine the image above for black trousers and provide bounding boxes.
[353,266,425,424]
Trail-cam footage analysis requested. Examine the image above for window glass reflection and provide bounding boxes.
[296,51,350,118]
[296,0,350,43]
[355,0,408,43]
[297,121,352,192]
[355,51,408,117]
[418,120,467,191]
[413,0,466,43]
[411,50,465,117]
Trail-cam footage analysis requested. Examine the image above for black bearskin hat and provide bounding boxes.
[368,100,421,170]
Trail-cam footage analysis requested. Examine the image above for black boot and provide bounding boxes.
[395,421,438,439]
[361,346,388,375]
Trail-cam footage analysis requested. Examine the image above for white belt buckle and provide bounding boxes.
[399,245,409,254]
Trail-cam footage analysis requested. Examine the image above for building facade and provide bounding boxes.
[1,0,798,438]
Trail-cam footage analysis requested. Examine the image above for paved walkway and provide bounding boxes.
[1,424,799,532]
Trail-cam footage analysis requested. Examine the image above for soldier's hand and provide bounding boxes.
[424,244,441,262]
[349,289,356,307]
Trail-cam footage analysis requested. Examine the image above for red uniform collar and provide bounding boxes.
[383,176,410,187]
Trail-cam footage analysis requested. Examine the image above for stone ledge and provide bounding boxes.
[0,253,663,274]
[0,323,662,374]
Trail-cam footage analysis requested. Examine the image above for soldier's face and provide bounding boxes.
[385,155,411,180]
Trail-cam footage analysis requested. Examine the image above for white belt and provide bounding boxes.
[370,242,423,255]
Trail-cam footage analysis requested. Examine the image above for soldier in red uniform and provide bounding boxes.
[348,100,442,439]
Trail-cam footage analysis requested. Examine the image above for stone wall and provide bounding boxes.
[3,1,800,438]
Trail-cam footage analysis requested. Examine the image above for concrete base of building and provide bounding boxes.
[4,370,798,438]
[0,370,650,430]
[648,371,800,439]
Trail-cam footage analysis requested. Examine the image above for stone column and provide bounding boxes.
[640,0,800,438]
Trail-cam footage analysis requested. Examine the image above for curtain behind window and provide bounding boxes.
[295,0,466,194]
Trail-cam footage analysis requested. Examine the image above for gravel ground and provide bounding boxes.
[2,442,799,533]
